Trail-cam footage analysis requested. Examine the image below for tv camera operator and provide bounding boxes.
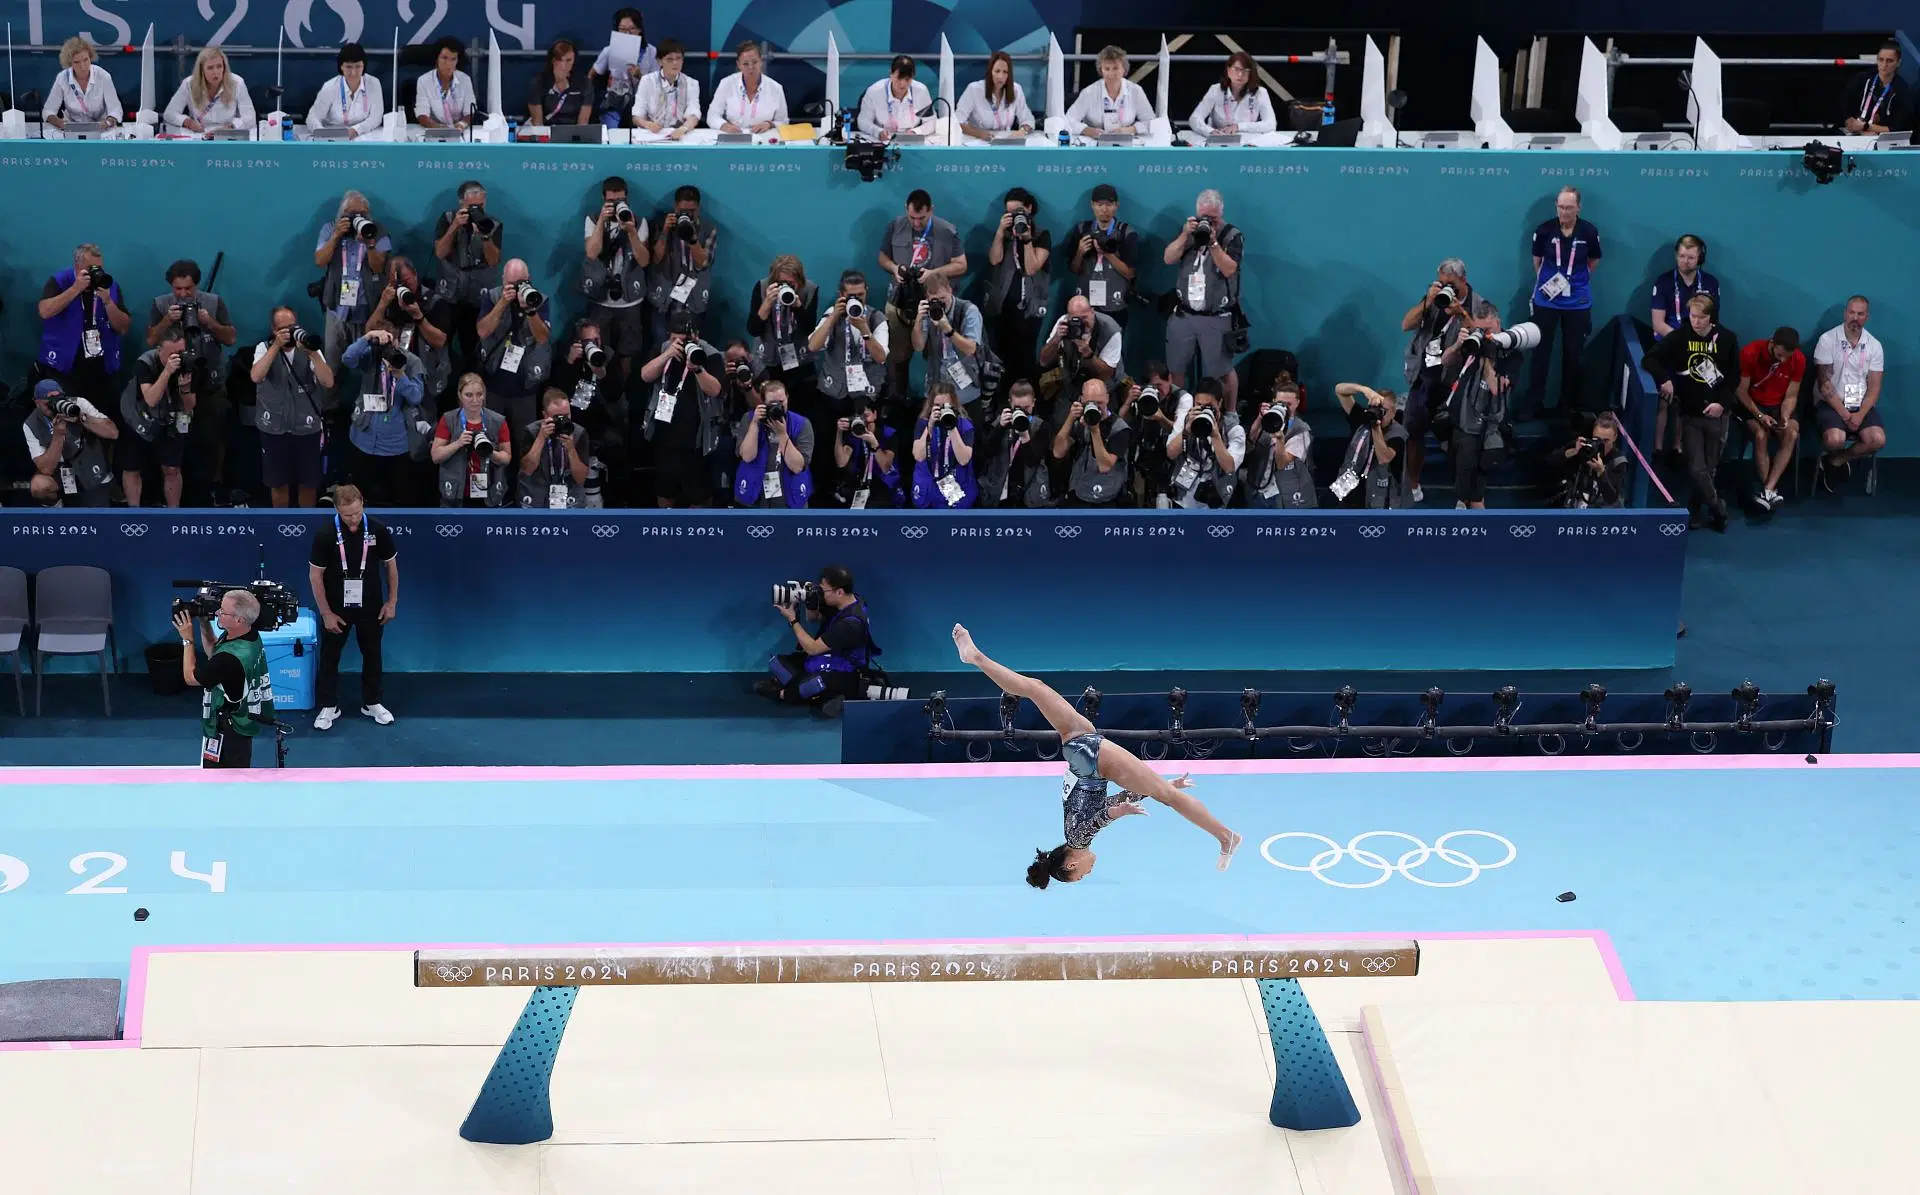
[754,566,881,719]
[977,378,1053,508]
[23,378,118,506]
[120,325,211,508]
[1557,410,1629,508]
[1433,301,1534,510]
[1243,382,1315,508]
[1645,293,1739,531]
[1331,382,1407,509]
[172,587,277,769]
[1160,377,1243,509]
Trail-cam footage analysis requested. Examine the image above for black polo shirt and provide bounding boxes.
[308,516,397,621]
[1846,71,1908,132]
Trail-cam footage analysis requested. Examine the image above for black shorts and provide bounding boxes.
[588,301,649,358]
[1815,405,1883,438]
[201,728,255,768]
[653,442,711,504]
[118,429,187,473]
[260,432,324,489]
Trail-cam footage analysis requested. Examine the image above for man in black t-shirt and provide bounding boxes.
[754,566,875,717]
[306,484,400,730]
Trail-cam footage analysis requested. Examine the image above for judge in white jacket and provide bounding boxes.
[857,56,934,140]
[1188,52,1276,135]
[165,46,256,134]
[633,38,702,139]
[43,36,123,129]
[956,51,1036,141]
[1065,45,1154,138]
[707,40,788,133]
[306,42,385,139]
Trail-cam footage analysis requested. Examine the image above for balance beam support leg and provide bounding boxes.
[1258,977,1361,1131]
[459,984,580,1144]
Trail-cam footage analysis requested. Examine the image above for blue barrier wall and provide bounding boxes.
[1,508,1688,673]
[1,143,1915,452]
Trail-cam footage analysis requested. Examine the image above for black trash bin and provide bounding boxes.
[145,643,186,697]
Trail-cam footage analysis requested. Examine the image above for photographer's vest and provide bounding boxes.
[1454,356,1512,450]
[641,345,727,458]
[815,317,886,404]
[253,346,326,437]
[1403,296,1469,386]
[150,290,231,389]
[1247,419,1317,509]
[751,280,819,377]
[910,417,979,509]
[24,410,112,495]
[1177,222,1242,315]
[978,418,1053,509]
[1056,312,1122,391]
[921,298,990,406]
[350,349,430,460]
[436,217,501,307]
[1169,411,1240,508]
[882,216,961,308]
[647,214,717,315]
[391,310,452,401]
[200,634,273,739]
[437,406,510,506]
[516,422,588,509]
[1067,413,1130,503]
[1340,421,1401,509]
[477,290,552,397]
[804,600,878,677]
[1073,218,1134,316]
[39,270,124,374]
[582,232,649,306]
[985,237,1050,319]
[733,411,813,508]
[121,350,189,443]
[839,426,903,508]
[322,236,380,325]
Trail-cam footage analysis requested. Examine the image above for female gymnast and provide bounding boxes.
[951,624,1243,888]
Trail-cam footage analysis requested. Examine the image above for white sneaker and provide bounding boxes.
[313,706,341,731]
[361,704,395,726]
[1762,489,1783,509]
[1410,486,1425,504]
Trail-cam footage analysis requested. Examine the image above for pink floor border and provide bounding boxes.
[0,929,1632,1053]
[0,754,1912,785]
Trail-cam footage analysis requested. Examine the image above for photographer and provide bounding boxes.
[1038,296,1123,404]
[639,316,726,508]
[1331,383,1406,509]
[37,244,132,411]
[985,188,1052,391]
[1400,258,1474,504]
[552,319,623,507]
[366,256,454,402]
[648,185,719,347]
[1116,363,1183,504]
[755,566,876,719]
[339,328,427,507]
[831,396,903,509]
[910,272,989,410]
[147,259,237,502]
[172,589,271,769]
[910,381,978,509]
[432,181,504,369]
[519,388,592,508]
[809,269,889,409]
[733,379,815,507]
[1437,300,1524,511]
[1644,293,1739,531]
[1243,382,1315,508]
[748,254,821,406]
[475,259,552,456]
[23,379,117,507]
[431,372,513,507]
[1161,189,1244,410]
[1558,411,1629,508]
[1161,378,1243,509]
[250,306,335,508]
[582,176,652,389]
[978,379,1053,508]
[1051,378,1131,506]
[1067,184,1139,329]
[119,327,210,508]
[307,485,398,732]
[878,190,968,398]
[312,192,391,396]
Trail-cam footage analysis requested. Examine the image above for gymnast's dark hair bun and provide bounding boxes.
[1026,844,1071,890]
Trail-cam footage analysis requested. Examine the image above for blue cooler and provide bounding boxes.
[261,607,319,711]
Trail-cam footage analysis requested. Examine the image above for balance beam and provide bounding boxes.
[416,938,1420,1144]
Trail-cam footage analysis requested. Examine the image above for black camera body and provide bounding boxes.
[1010,210,1031,240]
[1574,438,1603,463]
[550,413,574,437]
[170,579,299,632]
[772,580,822,611]
[381,343,409,370]
[925,296,947,324]
[85,265,114,292]
[464,205,496,236]
[173,298,202,325]
[728,358,753,386]
[765,399,788,422]
[1191,216,1215,246]
[673,211,699,241]
[1064,315,1087,341]
[1359,402,1387,426]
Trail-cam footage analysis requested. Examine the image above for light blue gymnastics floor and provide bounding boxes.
[0,757,1915,1002]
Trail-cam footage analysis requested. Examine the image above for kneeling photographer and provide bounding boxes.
[172,586,280,769]
[1243,382,1315,508]
[518,387,591,508]
[120,326,209,507]
[977,379,1053,508]
[1433,301,1534,510]
[755,566,880,719]
[1558,410,1629,508]
[1331,382,1407,509]
[1160,377,1243,509]
[24,379,117,506]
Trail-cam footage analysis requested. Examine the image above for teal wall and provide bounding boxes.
[1,144,1914,451]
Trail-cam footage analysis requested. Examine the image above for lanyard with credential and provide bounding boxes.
[1102,86,1130,127]
[1671,271,1694,325]
[67,71,96,117]
[1861,77,1893,123]
[339,77,365,123]
[662,75,682,122]
[335,516,372,579]
[436,75,458,124]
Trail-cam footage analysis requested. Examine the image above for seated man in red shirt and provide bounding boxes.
[1735,327,1804,510]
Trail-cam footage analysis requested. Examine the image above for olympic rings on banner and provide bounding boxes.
[1259,830,1517,888]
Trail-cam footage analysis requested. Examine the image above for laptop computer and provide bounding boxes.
[1096,131,1138,145]
[307,126,355,141]
[1204,133,1242,147]
[422,126,466,142]
[62,121,107,139]
[991,131,1030,145]
[715,131,752,144]
[549,123,603,144]
[207,127,251,141]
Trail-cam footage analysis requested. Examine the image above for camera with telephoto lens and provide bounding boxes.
[85,265,113,292]
[464,205,496,236]
[683,341,712,372]
[773,283,799,308]
[550,413,573,437]
[765,398,787,422]
[1082,402,1106,427]
[608,200,633,242]
[934,403,958,431]
[1134,385,1162,420]
[51,397,85,420]
[843,295,867,322]
[582,343,608,371]
[1189,409,1215,442]
[381,343,409,370]
[1191,215,1214,246]
[516,284,545,313]
[1260,406,1287,434]
[171,343,200,371]
[1011,210,1031,240]
[1433,284,1457,312]
[471,427,494,455]
[1459,321,1541,357]
[170,579,299,633]
[287,325,323,353]
[1010,410,1034,435]
[727,358,752,386]
[848,415,868,437]
[393,284,417,311]
[173,298,201,325]
[349,212,381,244]
[772,580,822,611]
[673,211,698,241]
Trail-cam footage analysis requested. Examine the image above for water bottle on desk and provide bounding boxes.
[281,115,293,142]
[1321,102,1337,126]
[1058,129,1070,147]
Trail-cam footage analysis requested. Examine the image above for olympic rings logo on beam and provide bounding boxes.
[1258,830,1516,888]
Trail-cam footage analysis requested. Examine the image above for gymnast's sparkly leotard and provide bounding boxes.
[1060,731,1145,848]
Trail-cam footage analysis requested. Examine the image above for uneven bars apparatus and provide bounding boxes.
[417,937,1420,1145]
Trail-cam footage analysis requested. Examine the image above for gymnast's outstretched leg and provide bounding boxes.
[950,623,1094,742]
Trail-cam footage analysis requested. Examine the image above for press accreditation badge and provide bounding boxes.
[1843,379,1865,411]
[548,484,570,509]
[762,469,783,500]
[1424,337,1445,368]
[398,329,415,352]
[468,470,489,499]
[499,343,525,374]
[174,410,192,434]
[338,277,361,307]
[1186,269,1207,307]
[201,735,223,764]
[1330,468,1361,501]
[82,329,104,358]
[1172,459,1200,493]
[1088,279,1108,308]
[362,392,388,414]
[945,359,969,389]
[670,275,697,305]
[1539,273,1571,302]
[1692,357,1723,388]
[652,391,677,423]
[936,473,966,506]
[778,342,800,372]
[342,579,365,608]
[59,465,78,495]
[850,485,870,510]
[847,370,871,395]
